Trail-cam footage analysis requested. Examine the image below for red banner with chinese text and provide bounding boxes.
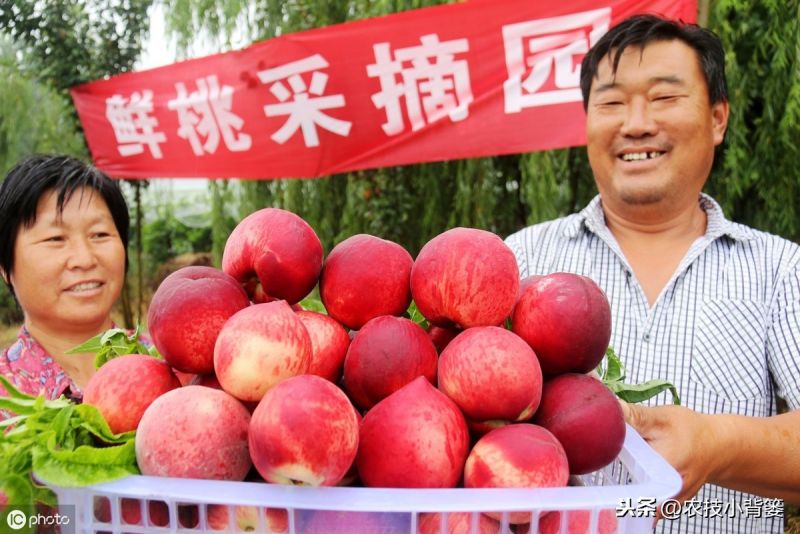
[71,0,696,179]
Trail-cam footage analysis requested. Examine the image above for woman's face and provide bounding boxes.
[9,187,125,332]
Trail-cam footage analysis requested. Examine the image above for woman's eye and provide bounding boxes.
[45,235,65,242]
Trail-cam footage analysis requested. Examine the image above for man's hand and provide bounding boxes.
[619,401,727,503]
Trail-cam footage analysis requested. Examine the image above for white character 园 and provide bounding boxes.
[502,8,611,112]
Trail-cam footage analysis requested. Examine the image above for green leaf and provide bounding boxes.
[406,301,430,330]
[0,375,36,400]
[73,404,135,445]
[65,325,155,368]
[608,379,682,405]
[598,347,625,383]
[299,297,327,314]
[32,437,139,487]
[64,335,106,355]
[599,347,681,405]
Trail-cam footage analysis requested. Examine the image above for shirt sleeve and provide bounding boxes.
[504,230,530,279]
[766,263,800,410]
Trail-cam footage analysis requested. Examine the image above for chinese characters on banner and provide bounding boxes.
[71,0,696,179]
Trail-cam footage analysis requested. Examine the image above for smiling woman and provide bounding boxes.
[0,155,130,408]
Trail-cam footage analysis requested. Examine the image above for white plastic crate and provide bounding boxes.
[47,424,680,534]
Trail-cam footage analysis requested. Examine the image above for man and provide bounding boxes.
[505,15,800,534]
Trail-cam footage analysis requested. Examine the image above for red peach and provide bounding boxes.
[296,510,411,534]
[411,228,519,329]
[427,325,461,354]
[512,273,611,375]
[249,375,359,486]
[135,386,251,480]
[533,373,625,475]
[296,310,351,383]
[222,208,323,304]
[147,266,250,374]
[214,301,311,402]
[83,354,180,434]
[514,509,618,534]
[320,234,413,330]
[343,316,438,410]
[418,512,503,534]
[357,376,469,488]
[438,326,542,430]
[464,424,569,524]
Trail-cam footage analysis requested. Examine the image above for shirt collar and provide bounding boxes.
[564,193,754,242]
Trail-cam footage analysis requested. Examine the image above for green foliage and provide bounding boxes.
[159,0,598,256]
[0,40,86,175]
[160,0,800,257]
[0,0,154,92]
[0,376,138,530]
[706,0,800,241]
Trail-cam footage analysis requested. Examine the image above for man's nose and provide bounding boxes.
[620,99,658,137]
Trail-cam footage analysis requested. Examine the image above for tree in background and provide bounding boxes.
[162,0,799,257]
[0,38,87,325]
[0,0,154,326]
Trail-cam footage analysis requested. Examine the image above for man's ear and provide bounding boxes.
[711,99,729,146]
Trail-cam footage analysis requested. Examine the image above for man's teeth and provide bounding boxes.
[621,151,663,161]
[69,282,101,292]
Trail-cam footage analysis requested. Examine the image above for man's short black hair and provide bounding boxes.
[0,154,129,295]
[580,14,728,110]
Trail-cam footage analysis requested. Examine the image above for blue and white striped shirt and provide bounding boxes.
[505,194,800,534]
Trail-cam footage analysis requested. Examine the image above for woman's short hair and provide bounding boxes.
[0,154,130,295]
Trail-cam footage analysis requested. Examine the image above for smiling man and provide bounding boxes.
[506,15,800,534]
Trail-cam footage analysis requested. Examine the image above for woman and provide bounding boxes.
[0,154,129,404]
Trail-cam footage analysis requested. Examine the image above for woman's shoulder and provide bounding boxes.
[1,327,71,401]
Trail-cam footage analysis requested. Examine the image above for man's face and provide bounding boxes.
[585,39,728,214]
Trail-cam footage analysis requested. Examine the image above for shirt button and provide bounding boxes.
[643,333,651,342]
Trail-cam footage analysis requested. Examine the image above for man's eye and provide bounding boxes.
[598,101,623,107]
[45,236,65,242]
[654,95,678,101]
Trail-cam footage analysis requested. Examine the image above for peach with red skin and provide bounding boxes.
[464,424,569,524]
[249,375,359,486]
[418,512,503,534]
[296,310,351,383]
[357,376,469,488]
[343,316,438,410]
[296,510,411,534]
[213,300,311,402]
[135,385,251,480]
[515,509,618,534]
[427,325,461,354]
[533,373,626,475]
[320,234,413,330]
[438,326,542,430]
[411,228,519,329]
[83,354,181,434]
[147,266,250,374]
[222,208,323,304]
[512,273,611,375]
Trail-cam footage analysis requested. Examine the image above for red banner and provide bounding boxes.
[71,0,696,179]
